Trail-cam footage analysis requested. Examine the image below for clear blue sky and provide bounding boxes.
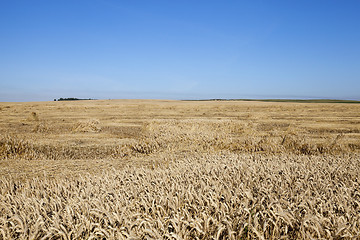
[1,0,359,101]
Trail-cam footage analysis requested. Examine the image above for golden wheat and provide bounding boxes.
[0,153,359,239]
[0,99,360,239]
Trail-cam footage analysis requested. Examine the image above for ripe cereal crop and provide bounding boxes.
[0,99,360,239]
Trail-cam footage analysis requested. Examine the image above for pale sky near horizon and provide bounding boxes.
[1,0,360,102]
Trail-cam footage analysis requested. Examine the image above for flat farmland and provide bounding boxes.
[1,99,360,239]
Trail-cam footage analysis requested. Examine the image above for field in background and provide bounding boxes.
[1,99,360,179]
[1,99,360,239]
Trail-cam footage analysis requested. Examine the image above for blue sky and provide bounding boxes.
[1,0,359,101]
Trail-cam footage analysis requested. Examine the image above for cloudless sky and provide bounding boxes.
[1,0,359,101]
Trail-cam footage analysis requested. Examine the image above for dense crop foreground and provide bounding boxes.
[0,153,359,239]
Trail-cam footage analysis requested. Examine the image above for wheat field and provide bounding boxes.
[1,99,360,239]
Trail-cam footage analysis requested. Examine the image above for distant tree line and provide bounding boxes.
[184,99,360,104]
[54,98,95,101]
